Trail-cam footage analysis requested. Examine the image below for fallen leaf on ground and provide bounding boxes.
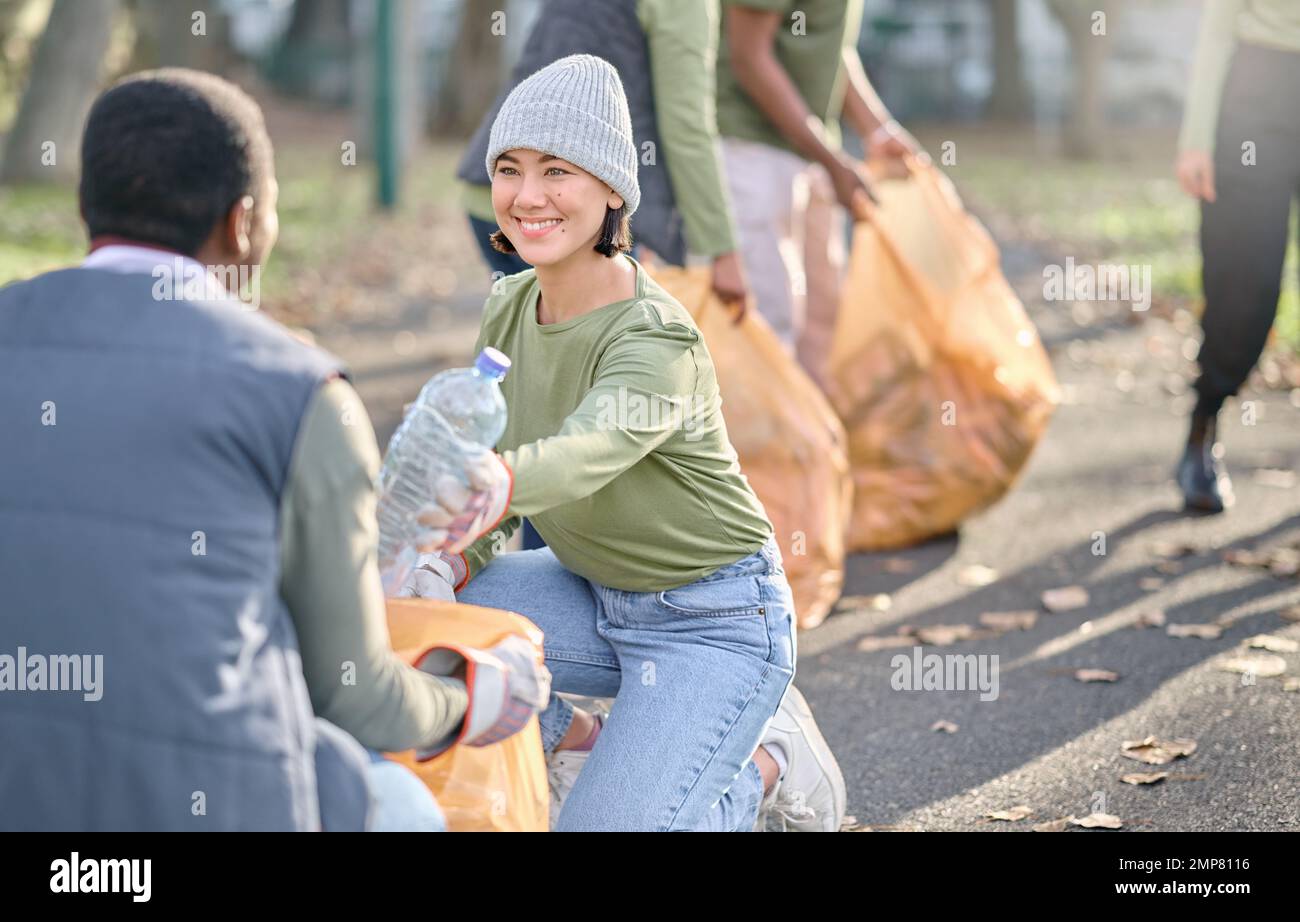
[1223,548,1270,568]
[931,720,959,733]
[1152,540,1198,558]
[1138,577,1165,591]
[1120,772,1170,785]
[1154,561,1183,575]
[957,564,999,587]
[979,610,1039,631]
[1244,634,1299,653]
[1121,736,1197,765]
[1042,585,1089,612]
[1283,678,1300,692]
[845,823,920,832]
[1135,609,1167,629]
[904,624,976,646]
[1069,812,1123,829]
[1032,817,1071,832]
[856,634,916,653]
[836,593,893,612]
[1167,622,1222,639]
[1215,653,1287,678]
[1075,668,1120,683]
[986,805,1034,821]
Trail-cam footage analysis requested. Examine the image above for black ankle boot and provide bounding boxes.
[1176,411,1234,513]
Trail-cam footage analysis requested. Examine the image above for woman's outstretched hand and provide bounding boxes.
[413,449,513,555]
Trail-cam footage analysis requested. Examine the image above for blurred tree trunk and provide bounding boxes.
[268,0,353,103]
[0,0,36,95]
[985,0,1030,120]
[128,0,235,74]
[431,1,503,136]
[1046,0,1112,160]
[0,0,119,184]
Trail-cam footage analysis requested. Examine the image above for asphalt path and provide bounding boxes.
[319,243,1299,832]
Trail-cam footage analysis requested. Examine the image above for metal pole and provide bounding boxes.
[375,0,398,208]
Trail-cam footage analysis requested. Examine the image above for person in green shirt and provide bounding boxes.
[1173,0,1300,513]
[458,0,750,312]
[419,55,847,831]
[457,0,752,553]
[715,0,922,387]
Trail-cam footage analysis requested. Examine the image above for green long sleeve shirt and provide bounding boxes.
[715,0,864,154]
[460,257,773,592]
[1179,0,1300,153]
[462,0,738,258]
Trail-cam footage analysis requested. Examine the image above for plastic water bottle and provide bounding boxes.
[376,347,511,593]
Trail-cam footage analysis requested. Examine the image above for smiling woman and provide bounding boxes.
[412,53,847,832]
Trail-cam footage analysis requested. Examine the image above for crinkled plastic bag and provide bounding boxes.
[650,266,853,629]
[384,598,549,831]
[827,163,1059,551]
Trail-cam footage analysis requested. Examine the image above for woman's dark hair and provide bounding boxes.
[490,204,632,258]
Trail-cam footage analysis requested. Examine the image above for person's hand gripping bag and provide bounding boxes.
[827,160,1060,551]
[384,598,549,831]
[648,266,853,629]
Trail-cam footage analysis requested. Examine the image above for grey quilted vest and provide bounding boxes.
[0,267,364,830]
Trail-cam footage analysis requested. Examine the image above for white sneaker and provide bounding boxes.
[546,708,606,829]
[753,684,846,832]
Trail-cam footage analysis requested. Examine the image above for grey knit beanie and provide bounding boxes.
[485,54,640,216]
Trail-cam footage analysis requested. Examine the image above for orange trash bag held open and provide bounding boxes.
[827,162,1059,552]
[384,598,549,831]
[650,266,853,629]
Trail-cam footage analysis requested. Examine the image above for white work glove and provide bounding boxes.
[396,552,462,602]
[412,449,513,556]
[413,634,551,760]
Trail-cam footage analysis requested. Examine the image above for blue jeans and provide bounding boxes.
[364,751,447,832]
[313,717,445,831]
[456,533,797,831]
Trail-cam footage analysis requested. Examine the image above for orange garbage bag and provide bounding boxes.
[827,162,1059,551]
[650,266,853,629]
[384,598,549,831]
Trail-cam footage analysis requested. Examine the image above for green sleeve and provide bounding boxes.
[461,513,521,579]
[278,377,469,753]
[1178,0,1245,153]
[639,0,738,256]
[501,317,700,515]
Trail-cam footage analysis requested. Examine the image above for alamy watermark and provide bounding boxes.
[890,646,1000,701]
[0,647,103,701]
[151,258,262,309]
[50,853,150,902]
[592,385,712,442]
[1043,257,1151,312]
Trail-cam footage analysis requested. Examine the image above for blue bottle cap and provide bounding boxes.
[475,346,511,380]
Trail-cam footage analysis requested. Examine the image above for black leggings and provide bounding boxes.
[1196,42,1300,418]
